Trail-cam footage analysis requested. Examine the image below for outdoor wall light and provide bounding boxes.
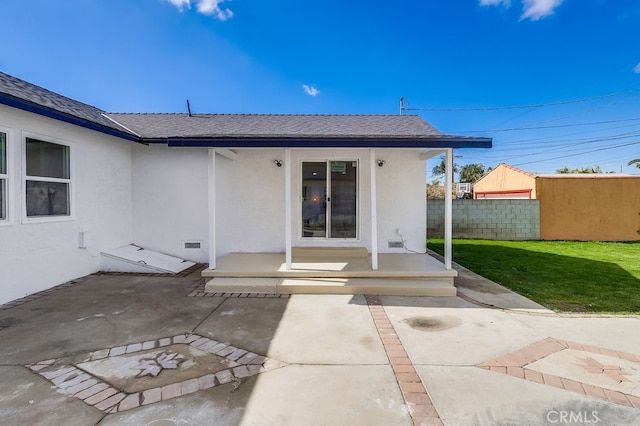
[274,160,283,167]
[377,160,386,167]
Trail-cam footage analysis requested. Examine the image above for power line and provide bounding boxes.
[451,116,640,134]
[512,140,640,167]
[402,88,640,112]
[475,122,640,147]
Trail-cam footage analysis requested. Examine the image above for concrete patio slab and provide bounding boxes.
[512,315,640,355]
[380,296,547,365]
[0,366,103,426]
[0,274,225,364]
[195,297,290,356]
[241,365,412,425]
[97,377,252,425]
[454,265,552,313]
[264,294,388,365]
[418,365,640,426]
[0,270,638,425]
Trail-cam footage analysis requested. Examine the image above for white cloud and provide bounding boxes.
[168,0,190,11]
[302,84,320,97]
[197,0,233,20]
[166,0,233,20]
[479,0,511,7]
[634,63,640,74]
[520,0,563,21]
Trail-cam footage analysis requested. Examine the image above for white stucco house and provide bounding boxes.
[0,72,491,304]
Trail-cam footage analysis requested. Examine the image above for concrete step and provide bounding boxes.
[201,253,457,279]
[292,247,368,259]
[204,277,456,297]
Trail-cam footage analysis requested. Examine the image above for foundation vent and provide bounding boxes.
[388,241,404,249]
[184,242,202,249]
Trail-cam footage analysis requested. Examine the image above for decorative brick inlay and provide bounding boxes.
[365,295,443,426]
[27,333,287,413]
[186,280,290,298]
[478,338,640,409]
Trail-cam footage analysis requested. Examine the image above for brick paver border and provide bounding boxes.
[0,264,207,313]
[365,295,443,426]
[478,337,640,409]
[186,279,290,299]
[27,333,286,413]
[0,279,87,312]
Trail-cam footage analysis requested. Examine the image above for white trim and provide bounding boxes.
[420,149,447,161]
[100,114,142,138]
[21,132,74,223]
[369,149,378,270]
[297,157,360,242]
[444,148,453,270]
[285,148,292,269]
[208,148,216,269]
[0,127,8,224]
[216,149,238,161]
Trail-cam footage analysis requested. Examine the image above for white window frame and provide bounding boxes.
[22,132,74,223]
[0,127,8,223]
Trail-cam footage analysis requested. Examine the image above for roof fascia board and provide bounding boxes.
[165,137,492,149]
[0,93,141,143]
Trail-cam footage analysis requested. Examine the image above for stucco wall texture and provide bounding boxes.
[537,176,640,241]
[0,105,134,305]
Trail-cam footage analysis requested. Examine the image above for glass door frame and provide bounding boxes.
[299,159,359,240]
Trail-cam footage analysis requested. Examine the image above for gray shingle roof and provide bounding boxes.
[0,71,130,135]
[106,113,443,139]
[0,71,491,148]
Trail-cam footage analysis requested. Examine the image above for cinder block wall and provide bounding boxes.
[427,199,540,240]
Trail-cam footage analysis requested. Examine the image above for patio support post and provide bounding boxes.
[444,148,453,270]
[370,149,379,270]
[208,148,216,269]
[285,148,292,270]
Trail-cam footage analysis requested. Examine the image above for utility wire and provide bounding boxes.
[451,116,640,134]
[472,122,640,148]
[513,140,640,167]
[402,89,640,111]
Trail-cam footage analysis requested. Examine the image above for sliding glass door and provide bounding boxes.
[301,161,357,239]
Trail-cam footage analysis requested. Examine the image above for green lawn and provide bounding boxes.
[427,239,640,314]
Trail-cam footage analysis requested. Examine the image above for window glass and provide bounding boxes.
[302,162,327,237]
[24,137,71,218]
[0,178,5,220]
[0,132,6,175]
[26,138,70,179]
[26,181,70,217]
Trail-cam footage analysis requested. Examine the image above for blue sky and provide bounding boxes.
[1,0,639,176]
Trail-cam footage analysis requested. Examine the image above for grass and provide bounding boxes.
[427,239,640,314]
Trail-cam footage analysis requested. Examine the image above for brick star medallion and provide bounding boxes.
[26,333,286,413]
[478,338,640,409]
